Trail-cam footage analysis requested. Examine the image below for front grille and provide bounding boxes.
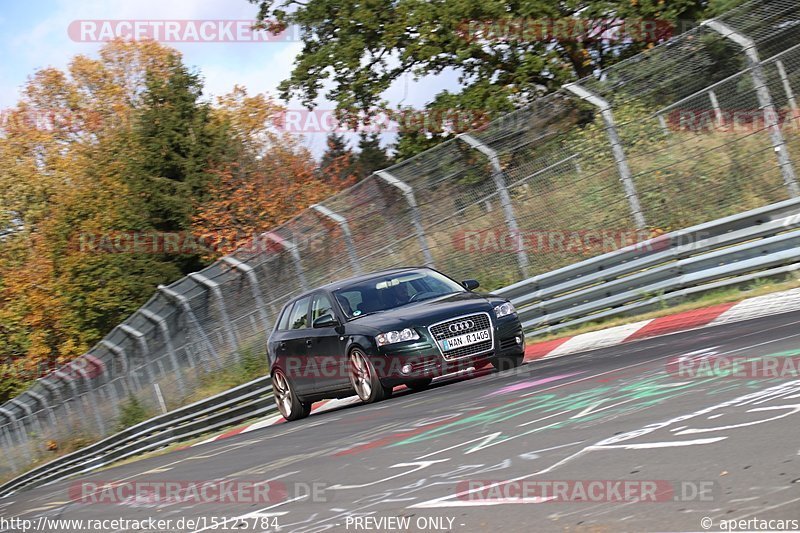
[429,312,494,360]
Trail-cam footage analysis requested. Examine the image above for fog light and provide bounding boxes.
[515,336,522,345]
[401,364,413,375]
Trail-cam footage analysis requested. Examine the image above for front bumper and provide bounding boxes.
[374,315,524,385]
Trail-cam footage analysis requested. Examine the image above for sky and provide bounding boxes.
[0,0,462,155]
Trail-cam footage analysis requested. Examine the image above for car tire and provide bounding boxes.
[272,369,312,421]
[405,377,433,391]
[349,348,391,403]
[491,353,524,371]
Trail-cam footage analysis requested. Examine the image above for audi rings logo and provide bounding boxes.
[448,320,475,333]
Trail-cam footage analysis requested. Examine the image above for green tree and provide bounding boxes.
[355,132,392,178]
[249,0,714,116]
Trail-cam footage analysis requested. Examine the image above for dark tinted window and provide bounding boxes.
[311,292,334,323]
[277,304,292,330]
[333,270,465,319]
[288,296,311,329]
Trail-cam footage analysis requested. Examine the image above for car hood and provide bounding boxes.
[347,291,497,332]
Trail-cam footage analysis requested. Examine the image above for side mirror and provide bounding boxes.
[313,314,339,328]
[461,279,480,291]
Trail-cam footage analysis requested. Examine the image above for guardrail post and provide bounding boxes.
[262,232,308,291]
[158,285,222,369]
[139,309,186,397]
[775,60,799,119]
[119,324,160,381]
[563,82,648,229]
[704,20,799,198]
[188,273,240,362]
[221,257,271,334]
[457,134,530,277]
[376,170,435,268]
[310,204,362,275]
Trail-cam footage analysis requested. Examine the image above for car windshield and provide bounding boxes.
[333,270,466,319]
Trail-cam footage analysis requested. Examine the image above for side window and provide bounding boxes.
[311,293,334,324]
[288,295,311,330]
[336,290,362,317]
[277,304,293,331]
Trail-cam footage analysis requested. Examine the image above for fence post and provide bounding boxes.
[262,232,308,291]
[310,204,362,275]
[563,82,648,229]
[376,170,435,268]
[188,273,240,363]
[119,324,160,381]
[657,114,670,135]
[0,407,25,450]
[7,398,43,454]
[68,364,107,436]
[100,339,140,392]
[708,90,724,129]
[775,60,799,119]
[703,20,799,198]
[0,422,18,473]
[25,390,57,440]
[221,257,271,334]
[158,285,222,369]
[139,309,186,398]
[37,377,72,436]
[458,134,530,277]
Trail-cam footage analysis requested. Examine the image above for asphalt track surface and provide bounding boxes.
[3,312,800,533]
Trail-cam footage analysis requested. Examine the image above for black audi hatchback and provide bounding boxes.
[268,267,525,420]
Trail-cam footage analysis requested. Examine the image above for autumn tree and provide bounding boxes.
[0,40,228,393]
[191,87,343,256]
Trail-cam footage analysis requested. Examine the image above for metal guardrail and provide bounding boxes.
[495,197,800,336]
[0,377,275,498]
[4,198,800,498]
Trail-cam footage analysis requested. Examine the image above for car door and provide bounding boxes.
[281,295,315,394]
[269,302,293,367]
[305,291,349,391]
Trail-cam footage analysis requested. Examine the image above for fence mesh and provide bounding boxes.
[2,0,800,478]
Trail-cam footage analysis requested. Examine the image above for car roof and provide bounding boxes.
[288,266,430,303]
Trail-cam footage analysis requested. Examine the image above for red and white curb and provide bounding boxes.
[190,397,363,447]
[524,286,800,361]
[188,287,800,448]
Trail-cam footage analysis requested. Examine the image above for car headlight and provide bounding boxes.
[494,302,516,318]
[376,328,420,347]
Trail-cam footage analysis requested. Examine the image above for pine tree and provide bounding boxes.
[355,132,392,178]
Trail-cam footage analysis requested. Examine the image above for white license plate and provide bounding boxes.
[440,329,491,351]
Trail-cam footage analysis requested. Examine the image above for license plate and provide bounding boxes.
[440,329,491,351]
